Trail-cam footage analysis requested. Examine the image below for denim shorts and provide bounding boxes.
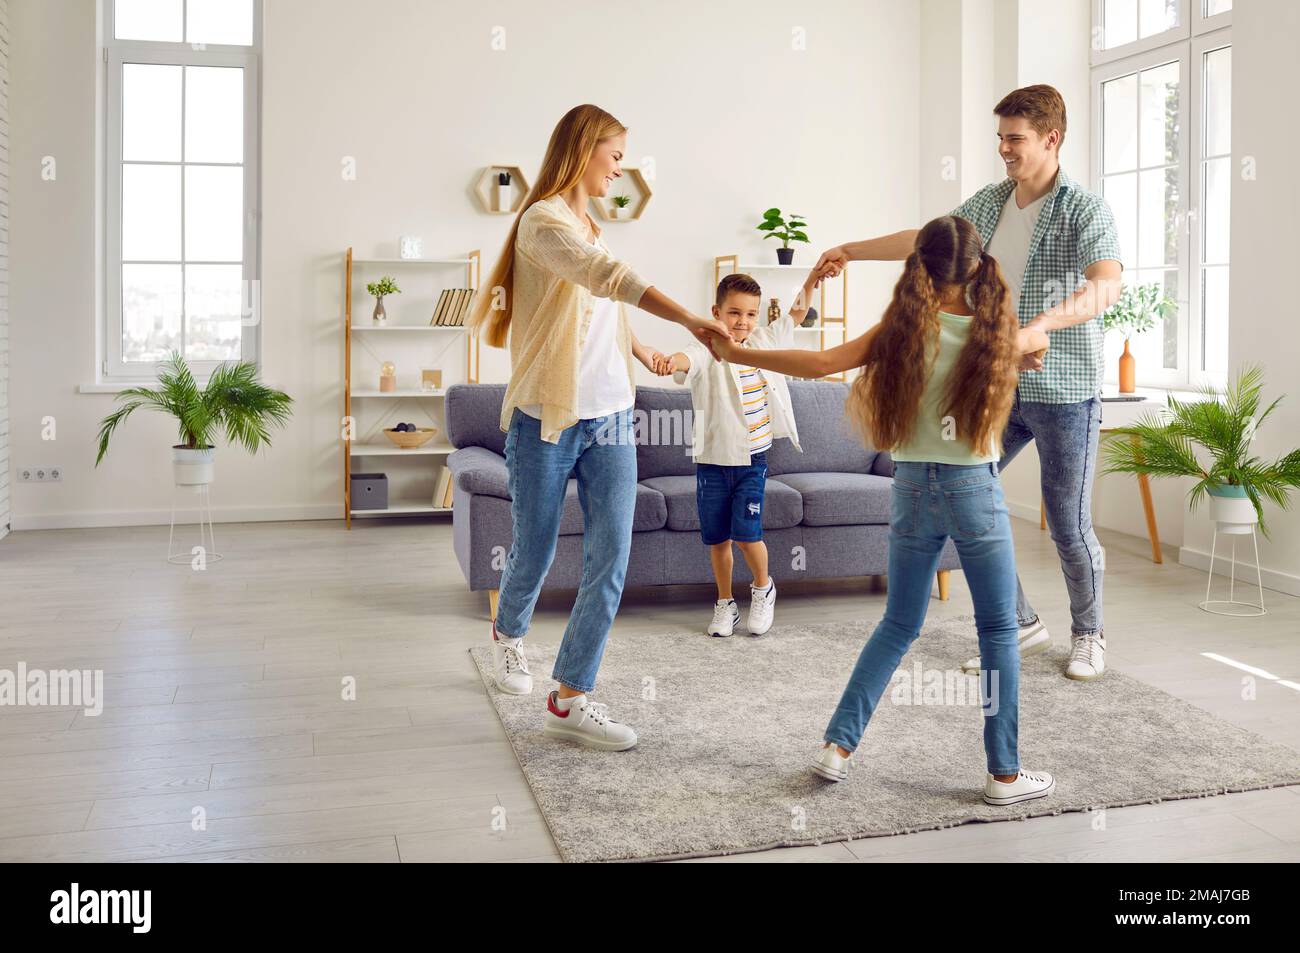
[696,453,767,545]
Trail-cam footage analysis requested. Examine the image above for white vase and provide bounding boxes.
[173,446,215,486]
[1208,491,1257,535]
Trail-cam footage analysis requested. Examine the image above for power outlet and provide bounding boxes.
[19,466,62,483]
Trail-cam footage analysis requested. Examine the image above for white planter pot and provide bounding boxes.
[1208,491,1257,535]
[611,206,624,219]
[173,446,215,486]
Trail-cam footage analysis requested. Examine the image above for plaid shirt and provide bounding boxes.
[952,168,1122,404]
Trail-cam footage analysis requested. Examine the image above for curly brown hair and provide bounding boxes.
[845,215,1019,457]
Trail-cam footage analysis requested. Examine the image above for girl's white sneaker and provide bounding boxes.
[707,599,740,637]
[961,620,1051,674]
[983,768,1055,806]
[812,743,852,782]
[1065,632,1106,680]
[542,692,638,751]
[491,624,532,695]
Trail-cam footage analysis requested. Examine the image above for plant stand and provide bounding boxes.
[167,483,224,566]
[1199,526,1265,617]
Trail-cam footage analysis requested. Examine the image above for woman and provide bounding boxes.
[469,104,729,751]
[707,216,1056,805]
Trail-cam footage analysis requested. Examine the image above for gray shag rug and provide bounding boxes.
[469,615,1300,863]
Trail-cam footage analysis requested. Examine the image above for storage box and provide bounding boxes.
[350,472,388,510]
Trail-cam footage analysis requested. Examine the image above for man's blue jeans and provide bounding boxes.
[999,392,1104,638]
[494,407,637,694]
[824,462,1021,776]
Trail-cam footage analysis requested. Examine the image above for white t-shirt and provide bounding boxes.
[985,190,1048,315]
[519,235,634,422]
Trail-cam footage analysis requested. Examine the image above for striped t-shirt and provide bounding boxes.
[738,364,773,456]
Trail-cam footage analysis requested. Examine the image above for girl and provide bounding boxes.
[468,104,728,752]
[707,215,1055,805]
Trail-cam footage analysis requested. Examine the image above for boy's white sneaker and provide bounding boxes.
[812,743,852,782]
[747,580,776,635]
[961,620,1051,674]
[1065,632,1106,680]
[491,624,532,695]
[542,692,638,751]
[983,768,1055,806]
[707,599,740,637]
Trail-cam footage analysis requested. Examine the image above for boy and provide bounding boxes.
[655,272,815,636]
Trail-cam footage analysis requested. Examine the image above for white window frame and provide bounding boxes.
[1090,2,1231,389]
[102,0,262,383]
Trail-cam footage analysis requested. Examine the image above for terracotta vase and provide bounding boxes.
[1118,338,1135,394]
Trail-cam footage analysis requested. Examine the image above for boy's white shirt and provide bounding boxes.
[681,309,803,466]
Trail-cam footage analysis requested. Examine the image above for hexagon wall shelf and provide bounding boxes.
[591,167,652,222]
[474,165,530,215]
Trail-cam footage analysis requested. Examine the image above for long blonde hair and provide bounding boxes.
[469,104,627,349]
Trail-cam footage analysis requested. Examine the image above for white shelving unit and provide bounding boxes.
[343,248,480,527]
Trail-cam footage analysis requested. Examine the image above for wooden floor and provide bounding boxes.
[0,514,1296,863]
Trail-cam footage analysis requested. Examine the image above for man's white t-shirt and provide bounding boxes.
[519,234,634,422]
[985,190,1048,315]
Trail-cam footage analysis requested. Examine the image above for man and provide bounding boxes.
[815,84,1122,681]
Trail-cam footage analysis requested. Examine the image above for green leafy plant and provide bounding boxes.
[1102,282,1176,340]
[1101,365,1300,534]
[95,352,294,463]
[611,194,631,209]
[366,276,400,298]
[756,208,809,249]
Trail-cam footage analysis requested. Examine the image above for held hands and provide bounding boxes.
[812,245,850,282]
[685,314,733,362]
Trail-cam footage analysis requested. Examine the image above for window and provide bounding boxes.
[1091,0,1230,388]
[104,0,261,382]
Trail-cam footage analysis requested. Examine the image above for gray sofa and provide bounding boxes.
[445,380,960,615]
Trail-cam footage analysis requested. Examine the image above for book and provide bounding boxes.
[434,466,452,508]
[431,289,452,326]
[447,289,466,326]
[455,289,477,326]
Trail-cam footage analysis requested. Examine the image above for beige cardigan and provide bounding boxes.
[498,195,652,443]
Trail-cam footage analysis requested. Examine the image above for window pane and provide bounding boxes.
[115,0,182,42]
[1203,156,1230,264]
[185,265,244,362]
[1159,268,1180,369]
[1139,0,1179,38]
[122,164,181,261]
[1204,47,1231,156]
[1103,173,1138,271]
[185,166,244,261]
[1103,73,1138,174]
[1139,61,1179,169]
[1105,0,1137,49]
[123,64,181,162]
[1139,168,1179,268]
[1205,0,1232,16]
[1202,266,1229,379]
[122,264,182,363]
[185,66,244,163]
[186,0,255,46]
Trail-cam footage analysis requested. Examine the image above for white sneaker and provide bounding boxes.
[491,623,532,695]
[747,580,776,635]
[812,743,852,782]
[983,768,1055,806]
[961,620,1051,674]
[543,692,638,751]
[1065,632,1106,681]
[706,599,740,637]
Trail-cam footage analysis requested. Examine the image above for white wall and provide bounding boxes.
[8,0,921,528]
[0,0,8,542]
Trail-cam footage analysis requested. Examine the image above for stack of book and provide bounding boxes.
[431,288,476,326]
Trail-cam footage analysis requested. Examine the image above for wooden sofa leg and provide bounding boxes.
[487,589,499,621]
[936,571,950,601]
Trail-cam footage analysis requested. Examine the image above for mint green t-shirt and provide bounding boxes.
[889,311,1000,466]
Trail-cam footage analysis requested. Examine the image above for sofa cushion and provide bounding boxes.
[768,380,881,477]
[770,472,893,526]
[445,383,509,455]
[640,474,803,532]
[634,386,697,479]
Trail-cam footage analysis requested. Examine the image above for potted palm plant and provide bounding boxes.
[756,208,809,264]
[95,352,294,487]
[1102,282,1176,393]
[610,194,631,220]
[1101,365,1300,536]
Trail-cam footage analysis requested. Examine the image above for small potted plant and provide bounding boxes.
[1101,365,1300,536]
[1102,282,1175,393]
[610,194,632,220]
[95,352,294,487]
[756,208,809,264]
[366,276,400,325]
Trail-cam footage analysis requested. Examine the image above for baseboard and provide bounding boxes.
[10,503,341,531]
[1179,545,1300,598]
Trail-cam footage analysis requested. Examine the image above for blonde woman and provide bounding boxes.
[469,104,729,751]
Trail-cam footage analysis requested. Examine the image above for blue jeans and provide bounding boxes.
[494,407,637,693]
[823,462,1021,775]
[999,393,1104,637]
